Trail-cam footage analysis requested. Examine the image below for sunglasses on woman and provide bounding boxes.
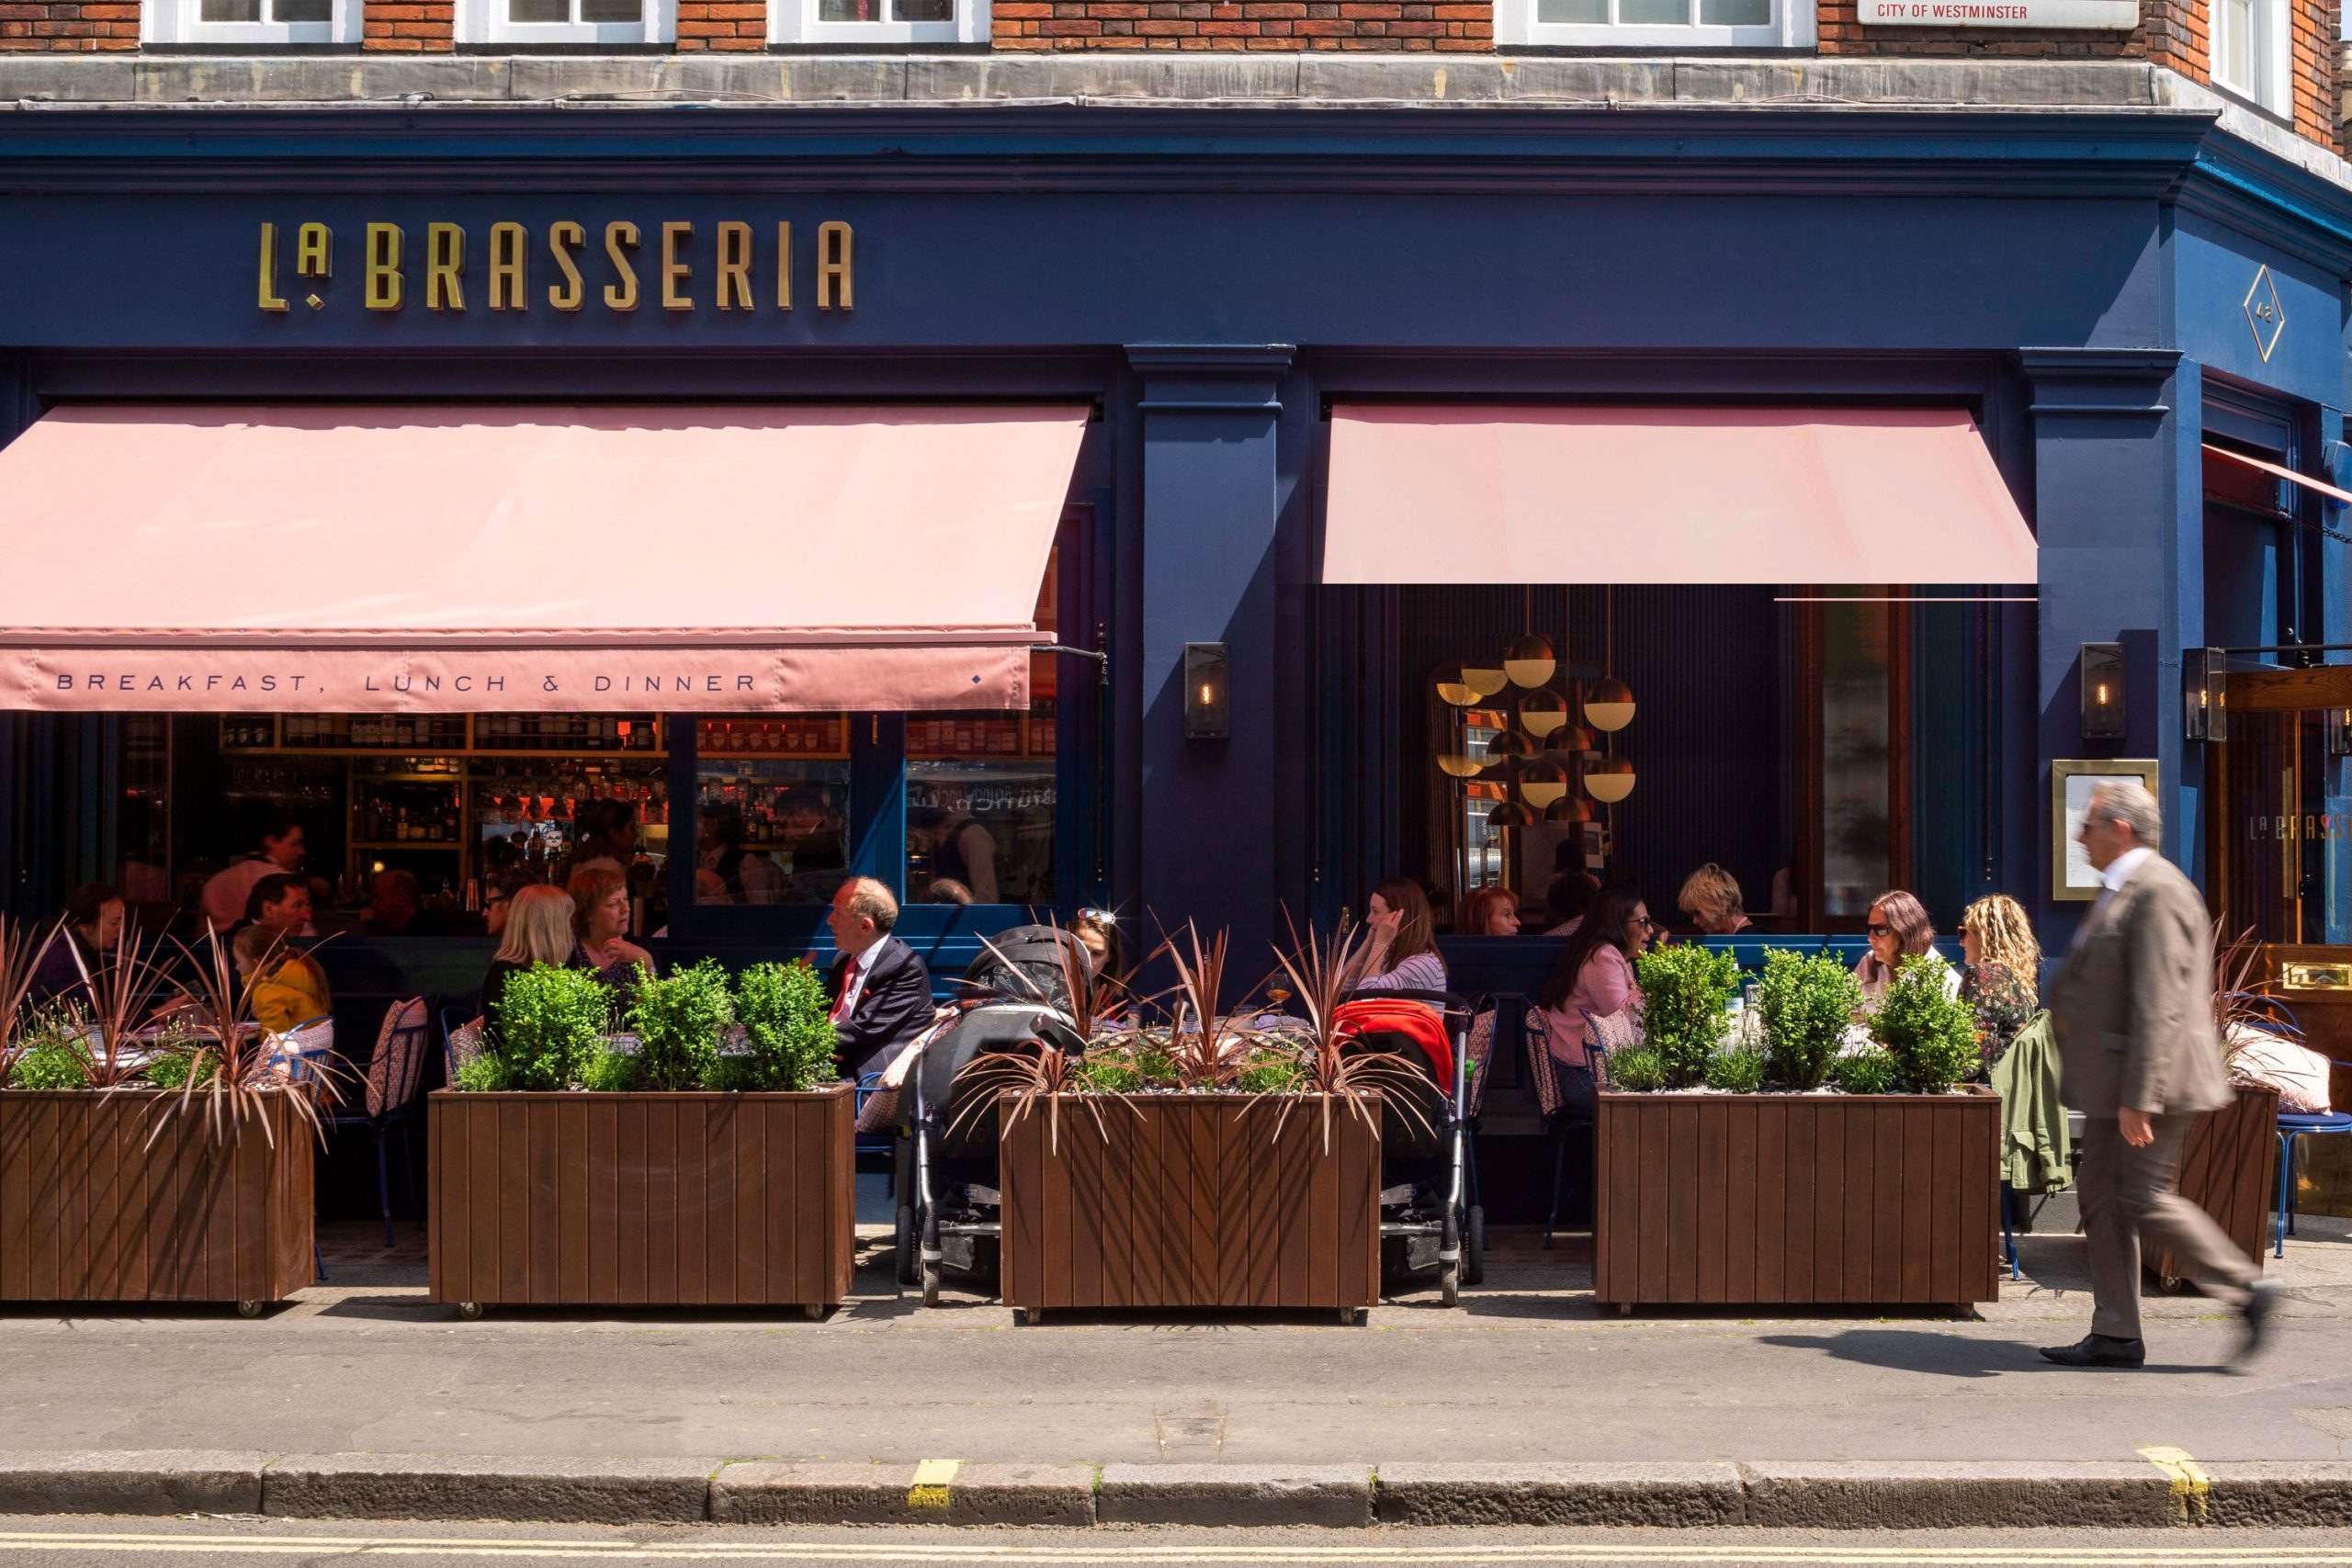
[1867,922,1893,937]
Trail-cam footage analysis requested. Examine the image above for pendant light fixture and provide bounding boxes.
[1544,795,1593,825]
[1585,587,1636,733]
[1486,800,1535,829]
[1462,663,1510,701]
[1433,660,1479,708]
[1505,635,1557,689]
[1484,728,1535,761]
[1584,753,1636,804]
[1519,687,1569,738]
[1435,751,1489,779]
[1518,758,1569,809]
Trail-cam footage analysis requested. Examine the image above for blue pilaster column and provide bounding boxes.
[2017,348,2186,943]
[1125,345,1295,973]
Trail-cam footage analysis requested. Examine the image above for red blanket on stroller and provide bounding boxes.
[1331,997,1453,1086]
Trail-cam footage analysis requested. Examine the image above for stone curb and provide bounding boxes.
[261,1453,722,1524]
[6,1452,2352,1527]
[1098,1463,1374,1528]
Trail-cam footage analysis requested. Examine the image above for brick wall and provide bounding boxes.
[0,2,138,51]
[363,0,454,50]
[678,0,767,47]
[989,0,1490,49]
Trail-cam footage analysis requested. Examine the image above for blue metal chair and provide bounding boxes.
[2277,1110,2352,1257]
[854,1070,895,1200]
[331,998,432,1248]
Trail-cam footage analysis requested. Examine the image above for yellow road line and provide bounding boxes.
[908,1457,962,1513]
[2142,1445,2214,1526]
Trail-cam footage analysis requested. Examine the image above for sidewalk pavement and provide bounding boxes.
[7,1214,2352,1528]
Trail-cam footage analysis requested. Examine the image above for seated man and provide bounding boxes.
[823,876,934,1078]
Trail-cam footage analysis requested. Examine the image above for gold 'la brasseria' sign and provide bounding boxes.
[256,220,854,315]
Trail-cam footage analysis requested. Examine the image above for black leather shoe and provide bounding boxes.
[2234,1279,2282,1367]
[2040,1334,2147,1368]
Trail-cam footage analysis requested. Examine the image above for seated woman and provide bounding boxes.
[1959,893,2042,1074]
[479,885,581,1047]
[1543,870,1599,936]
[232,920,332,1038]
[1070,907,1128,1017]
[26,882,125,1008]
[568,866,655,992]
[1460,886,1522,937]
[1354,879,1447,996]
[1855,888,1960,1009]
[1677,863,1754,935]
[1536,886,1656,1082]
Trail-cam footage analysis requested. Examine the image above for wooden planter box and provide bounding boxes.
[2163,1083,2279,1278]
[0,1089,314,1309]
[999,1093,1381,1321]
[1593,1090,2002,1309]
[429,1084,854,1315]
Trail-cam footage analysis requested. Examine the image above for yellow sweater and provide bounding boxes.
[252,953,333,1036]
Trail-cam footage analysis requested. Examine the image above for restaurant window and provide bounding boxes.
[142,0,362,45]
[769,0,987,47]
[1815,592,1901,924]
[454,0,676,43]
[692,719,853,908]
[2213,0,2292,115]
[1494,0,1808,51]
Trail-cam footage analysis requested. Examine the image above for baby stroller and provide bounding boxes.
[1332,989,1483,1306]
[895,925,1093,1307]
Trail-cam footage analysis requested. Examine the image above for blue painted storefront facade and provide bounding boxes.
[0,102,2346,985]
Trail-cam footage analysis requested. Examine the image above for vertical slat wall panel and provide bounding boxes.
[424,1089,853,1310]
[0,1093,309,1304]
[1592,1094,2002,1308]
[999,1094,1384,1314]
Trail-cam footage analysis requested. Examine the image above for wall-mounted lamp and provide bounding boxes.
[2185,647,2219,743]
[2080,642,2125,742]
[1183,642,1230,740]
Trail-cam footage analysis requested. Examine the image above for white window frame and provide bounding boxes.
[769,0,987,48]
[2211,0,2293,117]
[142,0,361,45]
[453,0,679,45]
[1494,0,1808,49]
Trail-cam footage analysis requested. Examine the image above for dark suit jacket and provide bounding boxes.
[827,936,935,1076]
[2045,850,2231,1119]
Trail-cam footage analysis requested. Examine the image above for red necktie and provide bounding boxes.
[831,959,860,1023]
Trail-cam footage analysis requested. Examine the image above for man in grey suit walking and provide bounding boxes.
[2041,780,2278,1369]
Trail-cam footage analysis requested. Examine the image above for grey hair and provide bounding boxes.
[2087,780,2163,850]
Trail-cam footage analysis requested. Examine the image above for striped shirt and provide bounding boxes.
[1356,950,1449,997]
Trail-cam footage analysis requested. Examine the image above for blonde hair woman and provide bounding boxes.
[1960,894,2042,1003]
[477,885,577,1048]
[1677,863,1752,935]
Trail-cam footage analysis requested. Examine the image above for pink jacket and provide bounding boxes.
[1542,945,1642,1068]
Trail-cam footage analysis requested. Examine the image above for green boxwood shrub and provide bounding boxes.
[1631,942,1739,1089]
[489,964,613,1091]
[1870,955,1978,1094]
[1755,949,1862,1091]
[726,961,838,1092]
[627,960,733,1092]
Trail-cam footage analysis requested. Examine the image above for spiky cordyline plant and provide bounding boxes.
[0,916,62,1085]
[68,915,181,1091]
[1151,920,1253,1092]
[2212,919,2295,1075]
[1258,911,1440,1152]
[154,926,337,1149]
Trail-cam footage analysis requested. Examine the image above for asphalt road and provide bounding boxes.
[8,1519,2352,1568]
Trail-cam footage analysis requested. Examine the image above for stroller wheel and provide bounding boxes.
[1464,1204,1487,1288]
[895,1205,919,1288]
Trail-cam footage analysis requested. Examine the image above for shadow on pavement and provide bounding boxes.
[1760,1327,2227,1377]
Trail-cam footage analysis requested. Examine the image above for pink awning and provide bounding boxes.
[0,403,1088,713]
[1323,405,2038,585]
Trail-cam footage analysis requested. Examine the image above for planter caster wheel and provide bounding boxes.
[456,1301,487,1321]
[803,1303,831,1321]
[1022,1306,1043,1325]
[234,1299,266,1320]
[1339,1306,1366,1325]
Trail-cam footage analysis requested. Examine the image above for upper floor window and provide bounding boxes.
[2213,0,2291,116]
[769,0,989,46]
[1496,0,1806,46]
[142,0,361,45]
[453,0,677,43]
[1494,0,1808,47]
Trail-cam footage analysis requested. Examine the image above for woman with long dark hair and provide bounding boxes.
[1537,886,1657,1070]
[1855,888,1957,1008]
[1355,878,1447,995]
